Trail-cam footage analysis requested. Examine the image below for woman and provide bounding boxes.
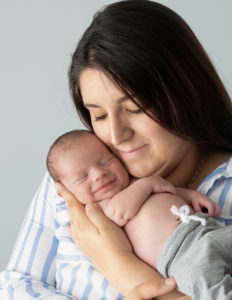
[1,1,232,299]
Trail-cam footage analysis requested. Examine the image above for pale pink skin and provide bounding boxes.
[56,134,220,269]
[57,134,130,205]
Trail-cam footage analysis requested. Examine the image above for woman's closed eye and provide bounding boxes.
[124,98,143,114]
[93,109,142,121]
[126,108,142,114]
[87,109,107,122]
[94,114,107,121]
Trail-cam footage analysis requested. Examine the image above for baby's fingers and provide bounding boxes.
[213,202,221,218]
[159,180,176,194]
[165,183,176,195]
[202,201,220,218]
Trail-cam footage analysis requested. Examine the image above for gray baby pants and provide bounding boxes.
[156,214,232,300]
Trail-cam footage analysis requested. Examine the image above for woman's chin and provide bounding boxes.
[126,164,155,178]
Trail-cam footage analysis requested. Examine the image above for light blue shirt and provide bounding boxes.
[1,157,232,299]
[197,157,232,225]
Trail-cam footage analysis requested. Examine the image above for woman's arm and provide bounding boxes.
[0,173,75,299]
[58,183,188,299]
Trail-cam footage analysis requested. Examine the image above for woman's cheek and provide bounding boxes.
[94,124,109,145]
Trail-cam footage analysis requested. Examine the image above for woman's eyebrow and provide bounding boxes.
[84,103,100,108]
[84,96,129,108]
[116,95,129,104]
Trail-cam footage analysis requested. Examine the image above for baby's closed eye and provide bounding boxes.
[72,174,88,184]
[100,157,114,166]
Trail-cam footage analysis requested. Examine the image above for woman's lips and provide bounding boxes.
[120,144,148,159]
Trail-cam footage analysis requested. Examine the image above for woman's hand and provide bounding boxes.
[57,183,132,272]
[125,278,176,300]
[57,183,183,298]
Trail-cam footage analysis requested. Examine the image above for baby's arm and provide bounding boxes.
[176,188,221,217]
[99,175,175,226]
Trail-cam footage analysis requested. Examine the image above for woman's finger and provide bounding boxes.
[57,182,83,210]
[125,277,176,300]
[56,182,90,229]
[85,202,115,231]
[85,202,133,253]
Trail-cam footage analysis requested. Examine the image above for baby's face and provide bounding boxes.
[57,135,130,204]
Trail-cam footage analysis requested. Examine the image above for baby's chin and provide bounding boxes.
[93,189,120,203]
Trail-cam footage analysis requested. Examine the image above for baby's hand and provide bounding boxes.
[191,195,221,218]
[148,174,176,195]
[99,198,132,227]
[176,188,221,218]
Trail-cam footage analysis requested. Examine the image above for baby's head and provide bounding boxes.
[47,130,129,204]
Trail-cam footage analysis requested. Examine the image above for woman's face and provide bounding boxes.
[79,68,194,180]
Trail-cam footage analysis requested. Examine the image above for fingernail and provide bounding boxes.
[165,278,175,285]
[85,202,97,210]
[57,192,62,197]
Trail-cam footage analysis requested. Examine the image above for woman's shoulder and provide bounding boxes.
[198,154,232,222]
[198,154,232,197]
[37,171,56,204]
[26,172,57,222]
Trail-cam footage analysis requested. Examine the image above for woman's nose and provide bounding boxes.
[109,114,133,146]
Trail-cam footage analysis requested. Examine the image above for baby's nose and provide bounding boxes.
[91,167,106,182]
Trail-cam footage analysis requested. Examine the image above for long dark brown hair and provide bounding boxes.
[69,0,232,152]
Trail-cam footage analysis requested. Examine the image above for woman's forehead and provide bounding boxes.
[80,69,125,104]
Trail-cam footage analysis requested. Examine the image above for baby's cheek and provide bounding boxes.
[73,187,92,205]
[117,167,130,189]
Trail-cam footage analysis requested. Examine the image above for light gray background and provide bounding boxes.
[0,0,231,270]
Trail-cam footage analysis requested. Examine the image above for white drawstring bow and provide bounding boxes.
[170,205,206,226]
